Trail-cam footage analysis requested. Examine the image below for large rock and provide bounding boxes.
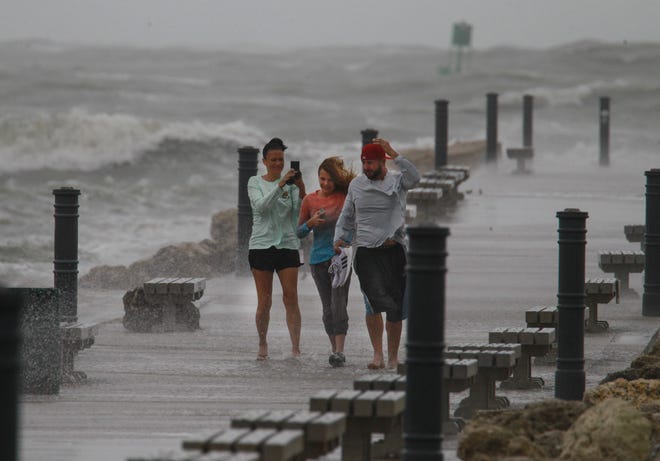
[80,265,132,289]
[584,378,660,410]
[80,208,238,290]
[559,398,652,461]
[455,332,660,460]
[210,208,238,242]
[457,423,549,461]
[403,140,493,172]
[602,330,660,383]
[457,400,585,460]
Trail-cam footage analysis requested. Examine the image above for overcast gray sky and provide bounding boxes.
[3,0,660,50]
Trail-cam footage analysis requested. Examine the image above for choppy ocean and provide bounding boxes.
[2,39,660,286]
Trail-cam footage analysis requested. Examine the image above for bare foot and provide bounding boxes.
[367,361,385,370]
[387,359,399,370]
[257,343,268,361]
[291,348,301,358]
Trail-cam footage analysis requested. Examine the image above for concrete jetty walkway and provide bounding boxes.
[19,158,658,460]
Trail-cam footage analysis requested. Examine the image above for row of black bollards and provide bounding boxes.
[481,92,610,165]
[551,167,660,400]
[399,210,591,460]
[401,177,660,457]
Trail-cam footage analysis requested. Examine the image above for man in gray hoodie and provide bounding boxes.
[334,138,420,369]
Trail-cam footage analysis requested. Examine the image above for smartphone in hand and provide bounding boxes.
[286,160,301,185]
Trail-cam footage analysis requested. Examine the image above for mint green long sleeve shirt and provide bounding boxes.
[247,175,301,250]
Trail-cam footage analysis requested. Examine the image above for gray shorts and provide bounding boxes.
[310,259,350,336]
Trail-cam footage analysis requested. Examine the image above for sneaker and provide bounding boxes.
[329,247,352,288]
[329,352,346,368]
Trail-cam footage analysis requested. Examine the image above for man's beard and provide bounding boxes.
[364,164,383,180]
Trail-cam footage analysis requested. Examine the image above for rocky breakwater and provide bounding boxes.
[80,209,238,291]
[456,330,660,461]
[402,139,493,172]
[81,209,237,332]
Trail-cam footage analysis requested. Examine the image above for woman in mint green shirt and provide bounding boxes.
[248,137,306,361]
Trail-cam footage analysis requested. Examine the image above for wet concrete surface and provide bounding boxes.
[19,159,659,460]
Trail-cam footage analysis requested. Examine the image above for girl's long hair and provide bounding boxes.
[318,156,356,194]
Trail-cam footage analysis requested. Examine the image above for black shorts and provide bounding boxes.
[353,242,407,322]
[248,246,301,272]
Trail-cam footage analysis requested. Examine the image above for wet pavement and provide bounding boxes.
[19,158,659,461]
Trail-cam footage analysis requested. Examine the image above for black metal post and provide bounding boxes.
[555,208,588,400]
[403,226,449,461]
[53,187,80,323]
[236,146,259,275]
[0,287,21,461]
[435,100,449,169]
[486,93,498,162]
[643,169,660,316]
[599,97,610,166]
[361,128,379,147]
[523,94,533,148]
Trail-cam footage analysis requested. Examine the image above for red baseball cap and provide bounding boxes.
[361,143,392,161]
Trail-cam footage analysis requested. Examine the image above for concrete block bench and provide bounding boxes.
[584,277,619,332]
[407,188,444,223]
[408,177,458,220]
[181,426,304,461]
[359,358,478,436]
[624,224,645,251]
[425,165,471,189]
[525,305,557,328]
[129,451,260,460]
[407,166,470,222]
[143,277,206,332]
[309,389,405,461]
[225,409,345,459]
[598,251,644,295]
[506,147,534,174]
[524,278,619,334]
[418,177,458,200]
[488,327,555,389]
[60,321,99,383]
[445,344,519,419]
[397,359,479,433]
[408,187,444,201]
[524,306,557,364]
[350,373,409,457]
